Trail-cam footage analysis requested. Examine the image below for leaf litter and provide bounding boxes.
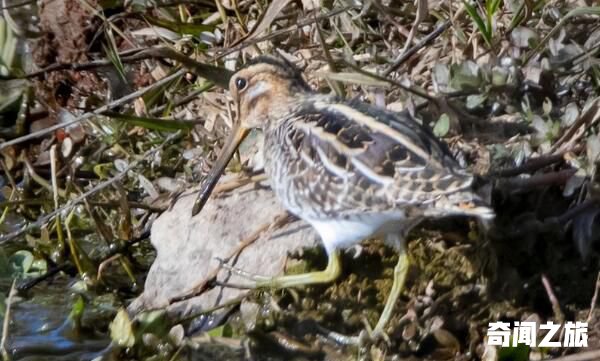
[0,0,599,360]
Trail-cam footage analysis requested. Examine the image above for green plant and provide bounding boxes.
[462,0,503,48]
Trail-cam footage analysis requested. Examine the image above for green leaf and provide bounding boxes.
[498,344,530,361]
[9,250,34,275]
[110,308,136,347]
[463,0,492,46]
[0,89,23,114]
[433,114,450,137]
[146,47,232,89]
[486,0,498,15]
[0,248,12,278]
[207,324,233,338]
[93,163,113,179]
[466,94,487,109]
[486,0,502,26]
[136,309,169,338]
[453,25,469,44]
[491,66,509,86]
[98,0,124,10]
[30,259,48,275]
[317,72,391,88]
[104,112,194,131]
[103,28,127,85]
[69,295,86,333]
[144,16,214,37]
[69,295,86,320]
[0,292,6,317]
[450,61,482,90]
[0,17,16,77]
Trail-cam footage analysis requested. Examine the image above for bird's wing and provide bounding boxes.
[282,98,474,209]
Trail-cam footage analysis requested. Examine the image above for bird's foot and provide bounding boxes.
[215,257,270,283]
[359,317,392,345]
[319,317,391,347]
[214,257,337,290]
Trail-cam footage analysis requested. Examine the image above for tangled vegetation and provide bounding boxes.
[0,0,599,360]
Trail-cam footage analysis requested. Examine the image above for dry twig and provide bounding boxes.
[542,274,565,324]
[1,280,16,361]
[0,69,186,151]
[586,271,600,324]
[0,132,182,244]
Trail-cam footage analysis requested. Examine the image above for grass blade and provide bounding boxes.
[103,111,194,131]
[523,6,600,63]
[463,0,492,47]
[103,28,128,84]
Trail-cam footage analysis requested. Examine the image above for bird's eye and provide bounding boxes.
[235,77,247,91]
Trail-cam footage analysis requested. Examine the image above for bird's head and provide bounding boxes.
[191,55,311,216]
[229,55,312,129]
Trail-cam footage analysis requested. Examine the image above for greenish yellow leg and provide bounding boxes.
[256,250,342,289]
[372,248,409,336]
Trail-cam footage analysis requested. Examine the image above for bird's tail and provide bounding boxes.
[425,191,495,220]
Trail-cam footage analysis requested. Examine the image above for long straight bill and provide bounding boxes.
[191,125,250,216]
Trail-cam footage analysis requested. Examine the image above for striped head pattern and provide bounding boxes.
[229,56,312,128]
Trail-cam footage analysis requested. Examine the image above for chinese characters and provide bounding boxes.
[487,321,588,347]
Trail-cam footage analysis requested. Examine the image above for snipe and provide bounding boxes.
[192,55,494,342]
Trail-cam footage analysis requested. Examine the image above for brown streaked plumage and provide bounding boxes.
[192,55,494,342]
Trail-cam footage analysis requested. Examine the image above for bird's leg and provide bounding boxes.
[370,240,409,339]
[217,250,342,289]
[256,249,342,289]
[322,236,410,346]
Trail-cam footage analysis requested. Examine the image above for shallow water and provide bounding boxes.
[4,279,110,361]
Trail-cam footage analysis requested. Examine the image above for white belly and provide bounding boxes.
[307,212,407,254]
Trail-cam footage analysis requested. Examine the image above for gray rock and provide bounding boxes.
[128,179,318,326]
